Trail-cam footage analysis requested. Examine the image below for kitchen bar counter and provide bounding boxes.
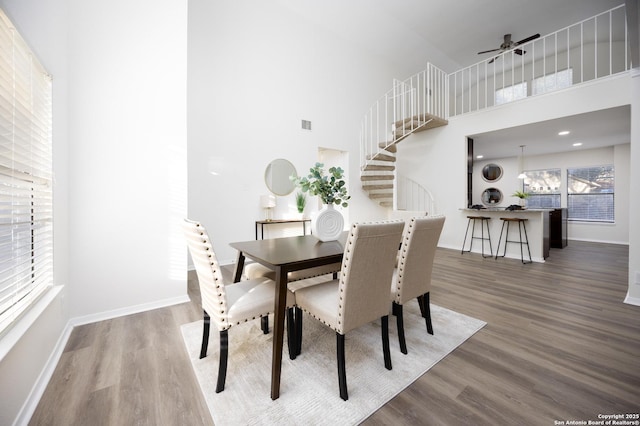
[461,208,551,262]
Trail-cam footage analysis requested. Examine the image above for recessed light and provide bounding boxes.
[558,130,570,136]
[476,155,484,159]
[573,142,582,147]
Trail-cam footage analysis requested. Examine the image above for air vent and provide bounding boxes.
[301,119,312,131]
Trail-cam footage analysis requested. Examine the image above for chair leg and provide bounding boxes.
[200,310,210,359]
[287,308,296,360]
[381,315,392,370]
[261,316,269,334]
[422,293,434,335]
[215,329,229,393]
[295,307,303,356]
[337,333,348,401]
[392,302,408,354]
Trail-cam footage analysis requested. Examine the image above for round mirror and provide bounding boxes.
[482,163,503,182]
[265,159,297,196]
[481,187,503,205]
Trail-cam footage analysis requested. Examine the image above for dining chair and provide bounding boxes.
[294,220,405,400]
[182,218,296,393]
[391,215,445,354]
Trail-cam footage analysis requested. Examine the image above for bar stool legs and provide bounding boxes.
[461,216,493,258]
[495,218,532,264]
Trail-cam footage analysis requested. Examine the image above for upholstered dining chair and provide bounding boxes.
[294,220,405,400]
[244,261,342,335]
[391,215,445,354]
[182,218,296,393]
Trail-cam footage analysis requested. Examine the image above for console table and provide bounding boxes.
[255,219,312,240]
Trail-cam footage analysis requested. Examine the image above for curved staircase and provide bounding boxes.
[360,64,449,207]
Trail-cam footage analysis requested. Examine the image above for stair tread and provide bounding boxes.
[369,193,393,199]
[362,164,395,172]
[367,153,396,162]
[378,142,397,153]
[362,184,394,190]
[361,174,394,181]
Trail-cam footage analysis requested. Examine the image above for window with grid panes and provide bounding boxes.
[523,169,561,208]
[567,166,614,222]
[0,9,53,335]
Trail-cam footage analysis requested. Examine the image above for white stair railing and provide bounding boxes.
[360,63,448,170]
[396,175,436,215]
[448,4,630,117]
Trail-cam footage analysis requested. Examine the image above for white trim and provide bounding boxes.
[69,294,191,327]
[12,293,191,426]
[0,286,63,363]
[623,294,640,306]
[567,238,629,245]
[13,318,74,426]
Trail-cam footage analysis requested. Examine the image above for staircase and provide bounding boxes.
[360,64,448,207]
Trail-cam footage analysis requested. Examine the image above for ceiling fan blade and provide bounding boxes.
[516,33,540,45]
[478,48,502,55]
[488,56,498,64]
[514,49,525,55]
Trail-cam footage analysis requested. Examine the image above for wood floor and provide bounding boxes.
[30,241,639,425]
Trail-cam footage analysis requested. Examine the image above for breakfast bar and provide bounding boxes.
[461,208,551,262]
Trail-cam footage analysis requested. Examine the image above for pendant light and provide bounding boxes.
[517,145,527,179]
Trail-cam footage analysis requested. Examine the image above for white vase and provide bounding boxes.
[312,204,344,242]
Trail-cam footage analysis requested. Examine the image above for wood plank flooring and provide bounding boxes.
[30,241,639,425]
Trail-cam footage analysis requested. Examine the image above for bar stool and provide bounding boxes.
[461,216,493,258]
[495,217,532,264]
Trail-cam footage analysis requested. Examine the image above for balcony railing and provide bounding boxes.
[360,63,448,170]
[448,4,630,117]
[396,175,436,215]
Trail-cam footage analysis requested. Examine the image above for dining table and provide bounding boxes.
[230,232,347,400]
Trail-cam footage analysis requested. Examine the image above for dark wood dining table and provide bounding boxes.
[230,232,347,400]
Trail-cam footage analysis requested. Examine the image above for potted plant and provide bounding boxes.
[295,191,307,215]
[291,162,350,207]
[512,190,529,207]
[291,162,350,241]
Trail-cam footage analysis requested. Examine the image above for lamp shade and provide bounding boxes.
[260,194,276,208]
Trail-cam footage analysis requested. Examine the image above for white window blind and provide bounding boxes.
[0,10,53,335]
[567,166,614,222]
[524,168,561,209]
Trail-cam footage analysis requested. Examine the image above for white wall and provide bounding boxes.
[0,0,188,424]
[473,144,630,244]
[187,0,413,264]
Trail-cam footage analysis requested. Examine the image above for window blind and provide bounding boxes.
[0,10,53,335]
[524,168,561,209]
[567,165,614,222]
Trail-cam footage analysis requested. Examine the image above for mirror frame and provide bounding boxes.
[481,163,503,182]
[481,187,503,206]
[264,158,297,196]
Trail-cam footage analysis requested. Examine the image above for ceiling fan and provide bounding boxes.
[478,33,541,63]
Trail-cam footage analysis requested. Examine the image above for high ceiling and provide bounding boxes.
[276,0,630,161]
[276,0,624,72]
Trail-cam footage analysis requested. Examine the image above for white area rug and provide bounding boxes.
[181,302,485,426]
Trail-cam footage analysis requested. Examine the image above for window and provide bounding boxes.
[532,69,573,95]
[567,166,614,222]
[495,82,527,105]
[524,169,561,208]
[0,10,53,335]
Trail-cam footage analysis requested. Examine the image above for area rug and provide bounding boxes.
[181,302,485,426]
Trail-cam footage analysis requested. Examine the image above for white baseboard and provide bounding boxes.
[14,294,190,426]
[13,319,74,426]
[68,294,190,327]
[624,294,640,306]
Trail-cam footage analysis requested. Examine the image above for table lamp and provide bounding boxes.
[260,194,276,221]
